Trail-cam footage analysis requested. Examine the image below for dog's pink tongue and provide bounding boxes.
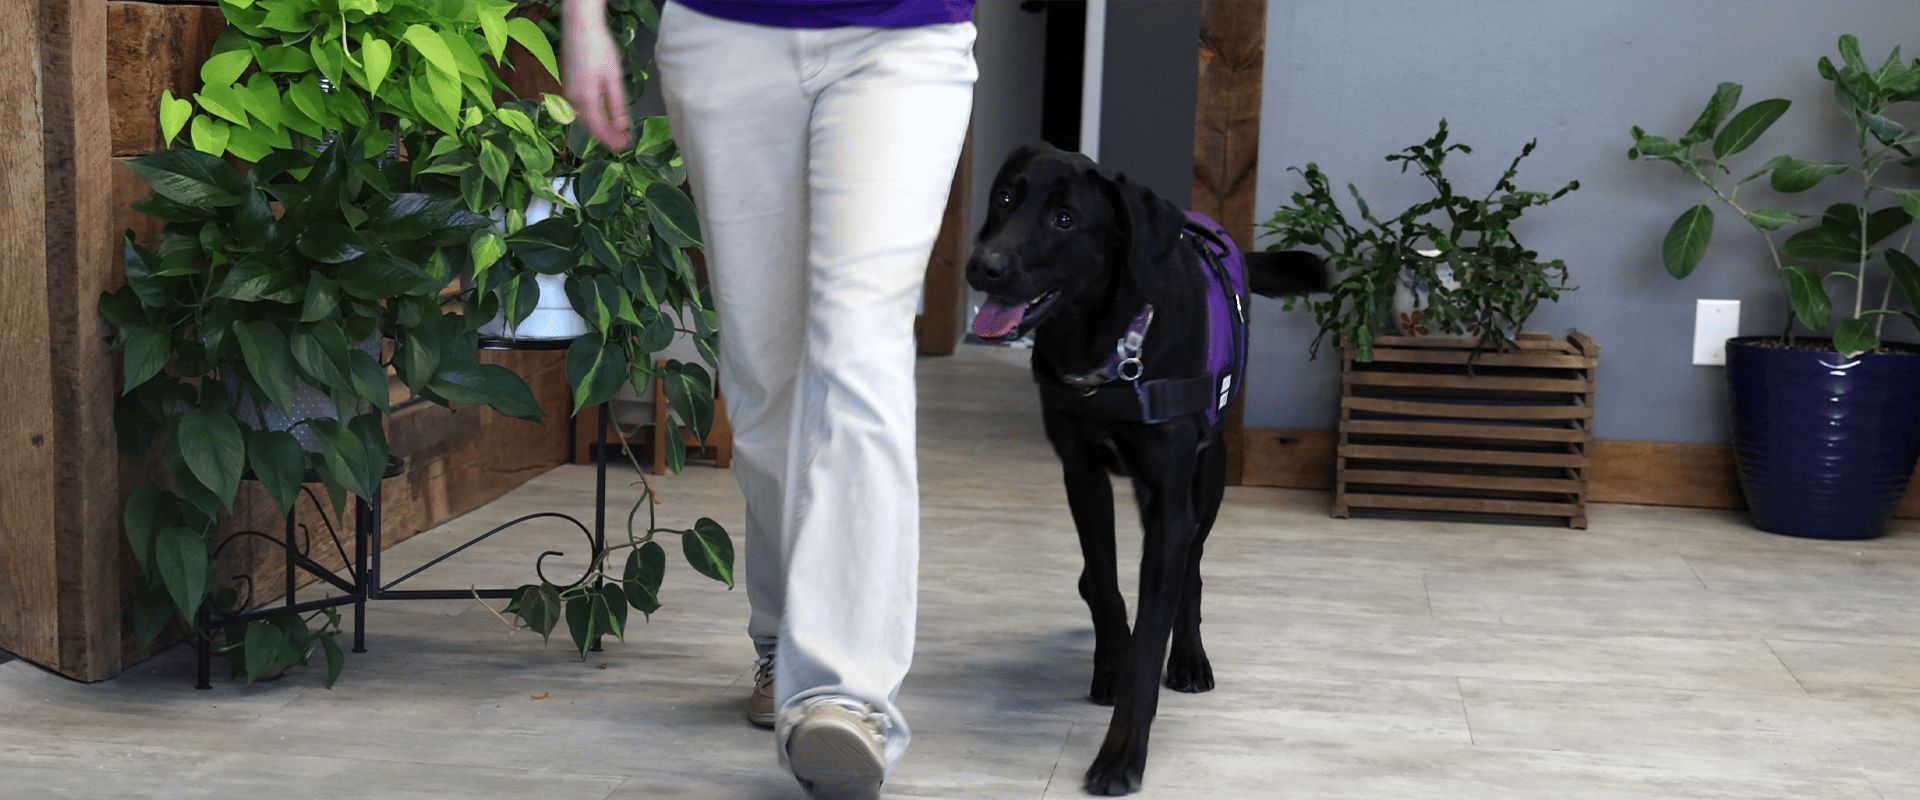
[972,298,1027,340]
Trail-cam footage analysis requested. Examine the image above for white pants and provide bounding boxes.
[655,1,977,776]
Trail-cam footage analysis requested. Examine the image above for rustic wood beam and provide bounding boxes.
[917,127,973,356]
[1193,0,1265,485]
[1,0,59,671]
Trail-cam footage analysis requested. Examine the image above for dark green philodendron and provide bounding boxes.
[102,123,544,685]
[413,0,728,660]
[1260,119,1579,362]
[1629,35,1920,357]
[414,93,715,431]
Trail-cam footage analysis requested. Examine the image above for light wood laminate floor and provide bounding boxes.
[4,346,1917,799]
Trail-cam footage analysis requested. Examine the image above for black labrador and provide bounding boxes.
[966,143,1325,796]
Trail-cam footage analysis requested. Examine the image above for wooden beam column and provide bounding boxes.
[1,0,59,670]
[43,0,119,679]
[1192,0,1265,485]
[917,127,973,356]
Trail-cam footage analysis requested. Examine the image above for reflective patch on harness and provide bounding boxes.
[1218,374,1233,410]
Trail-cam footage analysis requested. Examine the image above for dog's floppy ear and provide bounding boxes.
[1099,171,1186,303]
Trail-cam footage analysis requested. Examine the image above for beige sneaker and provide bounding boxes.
[746,655,775,728]
[787,699,886,800]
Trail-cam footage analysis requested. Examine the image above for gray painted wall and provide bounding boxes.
[968,2,1050,241]
[963,2,1049,326]
[1249,0,1920,443]
[1098,0,1201,209]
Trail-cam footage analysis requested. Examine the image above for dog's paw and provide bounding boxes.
[1164,649,1214,694]
[1088,670,1119,706]
[1083,742,1147,796]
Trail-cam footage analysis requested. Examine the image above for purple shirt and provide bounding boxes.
[674,0,975,28]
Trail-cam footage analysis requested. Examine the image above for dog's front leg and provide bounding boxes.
[1045,413,1130,706]
[1166,436,1223,695]
[1084,433,1200,796]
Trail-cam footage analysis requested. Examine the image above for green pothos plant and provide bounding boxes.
[157,0,555,160]
[1259,119,1579,362]
[106,0,730,682]
[1628,35,1920,357]
[104,124,542,685]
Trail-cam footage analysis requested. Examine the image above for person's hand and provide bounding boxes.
[561,0,632,150]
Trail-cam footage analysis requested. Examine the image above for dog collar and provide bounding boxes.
[1060,305,1154,388]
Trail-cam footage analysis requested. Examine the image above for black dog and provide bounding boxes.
[967,143,1325,796]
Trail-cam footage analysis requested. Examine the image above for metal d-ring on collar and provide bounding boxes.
[1062,305,1155,392]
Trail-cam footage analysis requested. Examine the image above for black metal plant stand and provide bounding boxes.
[193,335,613,688]
[195,457,402,690]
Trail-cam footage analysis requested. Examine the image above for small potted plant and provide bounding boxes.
[1259,119,1580,362]
[1627,34,1920,540]
[1261,122,1596,529]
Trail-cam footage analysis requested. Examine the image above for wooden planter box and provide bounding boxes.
[1334,331,1599,528]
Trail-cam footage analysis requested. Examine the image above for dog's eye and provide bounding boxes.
[1054,210,1074,229]
[993,191,1012,209]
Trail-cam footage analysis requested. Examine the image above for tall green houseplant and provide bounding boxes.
[1629,35,1920,357]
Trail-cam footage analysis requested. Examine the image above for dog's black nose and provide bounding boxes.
[967,250,1008,286]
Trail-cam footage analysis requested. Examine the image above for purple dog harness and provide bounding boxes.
[1041,211,1249,426]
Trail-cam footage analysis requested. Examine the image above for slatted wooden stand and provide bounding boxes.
[1334,331,1599,528]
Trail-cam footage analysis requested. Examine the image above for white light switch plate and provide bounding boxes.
[1693,299,1740,365]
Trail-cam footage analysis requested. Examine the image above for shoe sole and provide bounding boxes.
[746,706,775,728]
[788,712,884,800]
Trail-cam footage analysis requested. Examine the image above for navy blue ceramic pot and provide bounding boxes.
[1726,337,1920,540]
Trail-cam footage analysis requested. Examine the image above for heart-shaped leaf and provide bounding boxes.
[127,148,246,206]
[123,483,177,576]
[428,361,544,421]
[681,517,734,589]
[153,524,211,621]
[361,34,392,99]
[659,360,714,442]
[591,586,627,643]
[158,90,193,145]
[248,428,308,516]
[565,333,628,414]
[623,541,665,617]
[234,321,295,417]
[565,593,594,658]
[644,181,702,248]
[178,407,244,509]
[508,17,561,82]
[506,583,563,640]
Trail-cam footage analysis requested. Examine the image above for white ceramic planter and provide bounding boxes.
[478,178,592,341]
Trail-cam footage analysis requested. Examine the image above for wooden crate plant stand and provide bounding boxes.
[1334,331,1599,528]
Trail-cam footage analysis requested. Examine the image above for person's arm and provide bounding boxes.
[561,0,633,150]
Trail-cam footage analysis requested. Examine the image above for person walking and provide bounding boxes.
[562,2,978,797]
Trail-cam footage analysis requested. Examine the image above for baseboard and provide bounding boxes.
[1236,428,1920,518]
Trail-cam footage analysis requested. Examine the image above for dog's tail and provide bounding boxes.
[1245,250,1330,298]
